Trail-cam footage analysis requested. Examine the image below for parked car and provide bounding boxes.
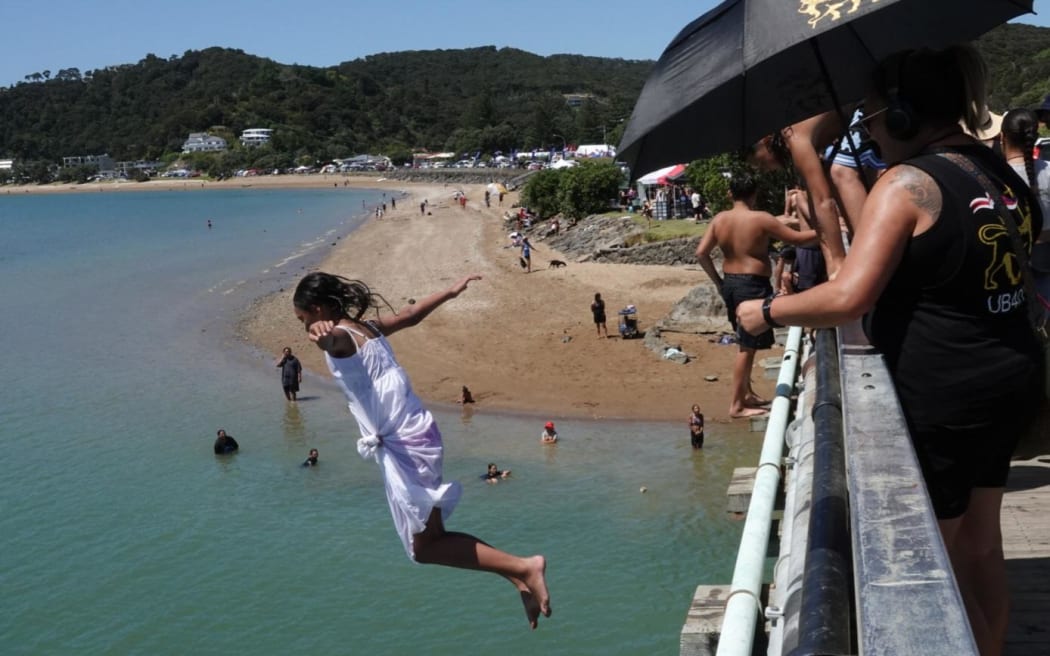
[1035,137,1050,161]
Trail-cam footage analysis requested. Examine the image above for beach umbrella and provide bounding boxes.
[617,0,1034,174]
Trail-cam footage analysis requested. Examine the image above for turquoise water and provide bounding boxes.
[0,189,759,655]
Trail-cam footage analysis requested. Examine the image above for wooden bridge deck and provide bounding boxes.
[1004,457,1050,656]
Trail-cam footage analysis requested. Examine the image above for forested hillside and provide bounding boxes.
[0,46,649,163]
[1,23,1048,166]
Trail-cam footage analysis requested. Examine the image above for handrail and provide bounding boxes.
[705,323,978,656]
[837,324,977,656]
[715,326,804,656]
[788,329,852,656]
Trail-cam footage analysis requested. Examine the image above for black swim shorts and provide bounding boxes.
[794,246,827,292]
[721,273,774,350]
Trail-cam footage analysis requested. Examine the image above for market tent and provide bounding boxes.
[636,163,686,185]
[549,158,579,169]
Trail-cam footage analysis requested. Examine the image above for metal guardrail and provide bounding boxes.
[706,321,978,656]
[789,329,852,656]
[837,324,977,656]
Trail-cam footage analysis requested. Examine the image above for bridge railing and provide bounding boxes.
[707,322,978,656]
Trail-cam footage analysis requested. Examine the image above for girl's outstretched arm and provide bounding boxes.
[376,274,482,336]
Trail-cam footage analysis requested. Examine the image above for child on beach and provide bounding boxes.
[292,271,551,629]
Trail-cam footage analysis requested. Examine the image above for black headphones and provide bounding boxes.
[883,51,918,141]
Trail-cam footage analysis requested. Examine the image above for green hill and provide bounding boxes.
[0,46,649,163]
[1,23,1049,167]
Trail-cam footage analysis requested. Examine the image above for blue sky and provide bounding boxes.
[2,0,1048,88]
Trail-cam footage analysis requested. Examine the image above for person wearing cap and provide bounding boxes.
[540,422,558,444]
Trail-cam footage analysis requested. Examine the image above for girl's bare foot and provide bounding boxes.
[518,589,542,629]
[522,555,551,620]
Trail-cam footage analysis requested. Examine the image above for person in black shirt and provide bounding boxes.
[275,347,303,402]
[213,429,239,455]
[303,448,319,467]
[482,463,511,484]
[590,293,608,338]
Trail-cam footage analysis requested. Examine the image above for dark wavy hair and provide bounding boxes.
[293,272,388,320]
[1002,108,1040,193]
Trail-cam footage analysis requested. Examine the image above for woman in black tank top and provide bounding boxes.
[736,45,1042,656]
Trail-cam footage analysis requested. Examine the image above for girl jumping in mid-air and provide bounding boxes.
[292,271,551,629]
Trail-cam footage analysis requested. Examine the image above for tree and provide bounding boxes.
[56,164,96,183]
[557,161,623,221]
[520,169,563,219]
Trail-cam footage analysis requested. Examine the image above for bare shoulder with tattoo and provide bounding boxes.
[887,164,942,222]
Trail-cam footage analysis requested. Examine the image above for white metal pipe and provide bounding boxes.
[716,326,804,656]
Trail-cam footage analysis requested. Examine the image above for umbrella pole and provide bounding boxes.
[809,40,871,192]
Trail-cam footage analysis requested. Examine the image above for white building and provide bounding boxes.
[182,132,228,153]
[0,159,13,170]
[240,128,273,147]
[62,153,115,171]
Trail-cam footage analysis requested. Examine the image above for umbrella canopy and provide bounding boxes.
[637,163,687,185]
[618,0,1033,174]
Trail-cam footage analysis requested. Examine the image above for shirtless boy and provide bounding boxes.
[695,174,817,418]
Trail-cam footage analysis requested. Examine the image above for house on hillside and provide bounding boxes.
[182,133,228,153]
[240,128,273,147]
[0,158,13,170]
[62,153,115,174]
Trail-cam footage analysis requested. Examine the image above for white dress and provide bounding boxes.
[326,323,461,560]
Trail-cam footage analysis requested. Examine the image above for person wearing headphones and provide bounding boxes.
[738,45,1043,656]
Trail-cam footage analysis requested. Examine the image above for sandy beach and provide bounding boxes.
[3,173,773,423]
[158,174,773,425]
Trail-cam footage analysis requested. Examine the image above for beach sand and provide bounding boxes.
[3,174,774,423]
[204,175,774,425]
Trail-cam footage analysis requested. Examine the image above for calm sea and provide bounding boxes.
[0,187,760,655]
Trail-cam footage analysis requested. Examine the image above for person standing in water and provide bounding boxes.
[275,347,303,402]
[688,404,705,449]
[291,271,551,629]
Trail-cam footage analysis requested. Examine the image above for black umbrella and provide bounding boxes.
[618,0,1034,175]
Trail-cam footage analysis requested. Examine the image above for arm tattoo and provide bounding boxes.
[893,165,942,220]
